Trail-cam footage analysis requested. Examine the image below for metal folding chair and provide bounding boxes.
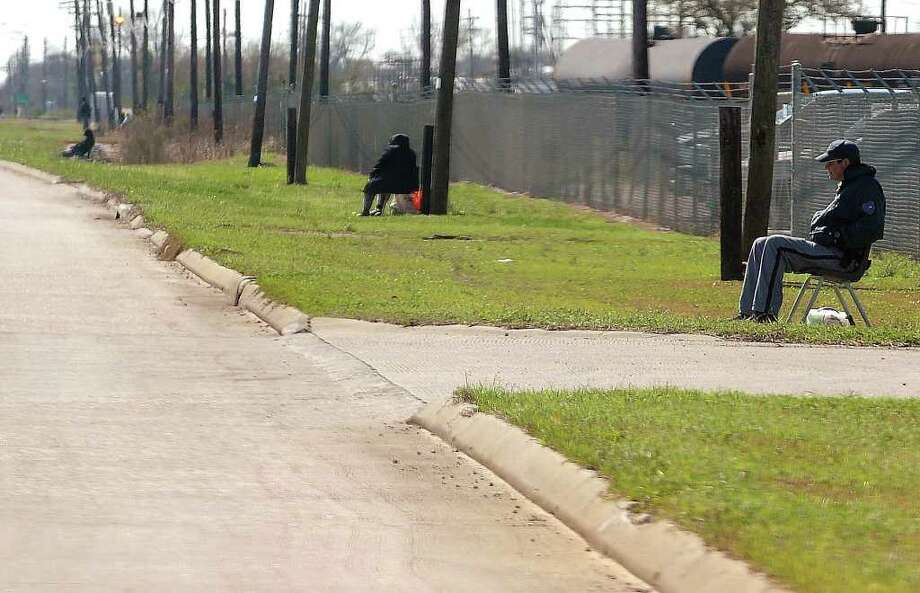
[785,274,871,326]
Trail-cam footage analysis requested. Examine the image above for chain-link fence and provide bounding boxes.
[187,71,919,258]
[309,90,757,236]
[788,68,920,257]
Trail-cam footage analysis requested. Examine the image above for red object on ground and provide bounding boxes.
[411,189,423,211]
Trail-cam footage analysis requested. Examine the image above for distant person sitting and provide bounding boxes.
[62,129,96,159]
[360,133,419,216]
[735,139,885,323]
[77,97,92,130]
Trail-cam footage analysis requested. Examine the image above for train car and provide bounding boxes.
[554,37,738,86]
[723,33,920,82]
[555,32,920,87]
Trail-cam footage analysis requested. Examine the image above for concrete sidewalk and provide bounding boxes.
[0,167,652,592]
[310,318,920,402]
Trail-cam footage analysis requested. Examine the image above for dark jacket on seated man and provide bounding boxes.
[808,162,885,267]
[364,134,419,195]
[361,134,419,215]
[63,129,95,158]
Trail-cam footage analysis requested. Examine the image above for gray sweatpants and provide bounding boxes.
[739,234,847,316]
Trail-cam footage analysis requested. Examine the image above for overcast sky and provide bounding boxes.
[2,0,918,82]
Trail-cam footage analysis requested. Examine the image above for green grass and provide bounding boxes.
[3,118,920,345]
[462,385,920,593]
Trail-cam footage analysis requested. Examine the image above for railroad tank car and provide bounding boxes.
[554,33,920,86]
[723,33,920,81]
[554,37,738,85]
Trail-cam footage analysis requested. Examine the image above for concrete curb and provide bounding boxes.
[0,160,62,185]
[411,399,793,593]
[176,250,252,305]
[238,282,311,335]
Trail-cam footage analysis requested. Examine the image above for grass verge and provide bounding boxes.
[3,118,920,345]
[462,385,920,593]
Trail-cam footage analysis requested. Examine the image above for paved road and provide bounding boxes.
[310,317,920,403]
[0,168,652,592]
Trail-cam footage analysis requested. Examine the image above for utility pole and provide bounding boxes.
[83,0,101,126]
[287,0,300,184]
[421,0,431,94]
[107,0,123,122]
[248,0,275,166]
[157,0,167,113]
[96,0,114,126]
[288,0,299,87]
[742,0,785,254]
[234,0,242,95]
[72,0,86,110]
[429,0,461,215]
[881,0,887,33]
[293,0,320,184]
[41,38,48,115]
[165,0,175,121]
[319,0,330,98]
[142,0,149,111]
[631,0,648,80]
[129,0,139,111]
[222,8,228,96]
[62,37,70,111]
[96,0,115,127]
[191,0,199,128]
[213,0,223,141]
[497,0,511,90]
[464,10,479,78]
[205,0,212,98]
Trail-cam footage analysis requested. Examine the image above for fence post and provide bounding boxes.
[790,61,802,235]
[286,105,297,184]
[720,106,744,281]
[421,124,434,215]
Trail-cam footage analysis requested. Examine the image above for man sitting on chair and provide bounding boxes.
[360,133,419,217]
[736,139,886,323]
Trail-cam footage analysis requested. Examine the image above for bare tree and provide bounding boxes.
[654,0,856,35]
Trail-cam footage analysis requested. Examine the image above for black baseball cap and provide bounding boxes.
[815,139,860,163]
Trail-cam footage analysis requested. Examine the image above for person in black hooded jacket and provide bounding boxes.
[62,129,96,159]
[360,133,419,216]
[735,139,885,323]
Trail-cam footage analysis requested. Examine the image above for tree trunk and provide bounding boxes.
[421,0,431,94]
[319,0,330,98]
[248,0,275,167]
[164,0,174,121]
[429,0,461,215]
[293,0,321,184]
[157,0,167,114]
[205,0,212,99]
[129,0,139,111]
[234,0,243,95]
[496,0,511,90]
[743,0,785,254]
[142,0,149,111]
[212,0,223,141]
[190,0,199,128]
